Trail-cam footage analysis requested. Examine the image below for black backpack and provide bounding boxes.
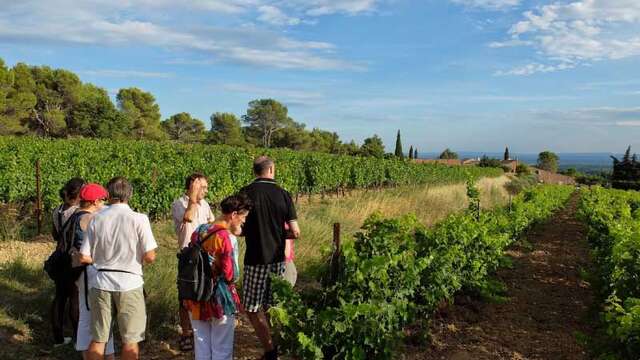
[176,229,220,301]
[44,210,89,282]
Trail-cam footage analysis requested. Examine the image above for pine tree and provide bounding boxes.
[408,145,414,159]
[414,148,418,159]
[624,145,632,162]
[504,146,510,161]
[394,130,403,158]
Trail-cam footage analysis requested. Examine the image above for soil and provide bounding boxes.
[408,194,595,360]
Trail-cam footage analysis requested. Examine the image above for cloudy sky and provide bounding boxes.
[2,0,639,153]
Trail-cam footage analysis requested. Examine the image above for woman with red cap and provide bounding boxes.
[68,183,115,360]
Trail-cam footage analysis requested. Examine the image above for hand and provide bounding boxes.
[187,178,203,205]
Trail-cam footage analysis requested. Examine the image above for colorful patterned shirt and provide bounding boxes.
[183,222,242,321]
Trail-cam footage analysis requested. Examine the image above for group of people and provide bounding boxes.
[48,156,300,360]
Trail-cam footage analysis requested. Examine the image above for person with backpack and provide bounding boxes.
[172,172,215,351]
[239,156,300,360]
[180,194,251,360]
[48,177,85,347]
[68,183,115,359]
[78,177,157,360]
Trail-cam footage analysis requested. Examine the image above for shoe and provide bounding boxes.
[53,337,72,347]
[178,335,193,352]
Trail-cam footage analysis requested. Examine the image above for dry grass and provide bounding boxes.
[0,175,511,358]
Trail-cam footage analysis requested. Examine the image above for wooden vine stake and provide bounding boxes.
[328,222,341,285]
[35,160,42,235]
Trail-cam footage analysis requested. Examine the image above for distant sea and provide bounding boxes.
[417,152,622,173]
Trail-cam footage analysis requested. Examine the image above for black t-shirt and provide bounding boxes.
[240,178,297,265]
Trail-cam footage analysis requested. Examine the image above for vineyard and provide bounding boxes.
[268,185,574,359]
[0,136,502,217]
[579,187,640,359]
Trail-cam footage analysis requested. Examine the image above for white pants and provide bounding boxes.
[191,314,235,360]
[76,267,115,354]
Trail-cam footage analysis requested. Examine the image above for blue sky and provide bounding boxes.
[2,0,639,153]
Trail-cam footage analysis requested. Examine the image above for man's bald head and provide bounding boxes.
[253,156,275,178]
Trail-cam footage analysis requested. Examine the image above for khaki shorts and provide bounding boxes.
[89,287,146,344]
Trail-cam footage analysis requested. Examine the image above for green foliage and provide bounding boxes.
[394,130,403,158]
[207,112,246,146]
[0,136,503,218]
[516,163,530,175]
[408,145,413,160]
[270,185,573,359]
[537,151,559,173]
[505,175,538,195]
[116,87,165,140]
[161,112,205,143]
[242,98,288,148]
[360,135,385,158]
[478,155,502,168]
[578,187,640,358]
[439,148,458,160]
[504,146,510,161]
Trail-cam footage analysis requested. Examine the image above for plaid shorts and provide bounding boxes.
[242,262,285,313]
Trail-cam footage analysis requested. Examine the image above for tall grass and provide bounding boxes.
[0,176,510,357]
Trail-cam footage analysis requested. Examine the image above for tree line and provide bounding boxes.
[0,58,393,157]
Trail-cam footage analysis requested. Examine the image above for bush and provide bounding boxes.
[516,163,530,175]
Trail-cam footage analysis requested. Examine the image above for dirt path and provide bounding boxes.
[413,194,595,360]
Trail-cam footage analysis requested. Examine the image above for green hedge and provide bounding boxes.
[578,187,640,358]
[0,136,502,218]
[270,185,574,359]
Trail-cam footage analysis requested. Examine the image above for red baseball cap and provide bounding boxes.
[80,183,108,202]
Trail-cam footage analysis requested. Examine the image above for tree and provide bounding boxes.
[537,151,559,173]
[611,146,640,190]
[516,163,530,176]
[408,145,414,159]
[414,148,418,160]
[340,140,360,156]
[68,84,124,137]
[394,130,403,158]
[207,112,246,146]
[162,112,206,143]
[478,155,502,168]
[24,66,82,137]
[117,87,165,140]
[242,99,288,148]
[0,58,21,135]
[360,135,385,158]
[439,148,458,159]
[504,146,510,161]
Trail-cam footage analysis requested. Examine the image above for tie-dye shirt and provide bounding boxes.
[183,222,242,321]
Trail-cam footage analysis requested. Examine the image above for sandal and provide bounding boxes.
[178,335,193,352]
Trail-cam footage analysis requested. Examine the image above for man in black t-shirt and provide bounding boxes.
[240,156,300,360]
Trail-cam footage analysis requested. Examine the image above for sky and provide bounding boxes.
[1,0,639,154]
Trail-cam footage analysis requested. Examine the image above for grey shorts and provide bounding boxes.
[89,287,146,344]
[242,262,285,313]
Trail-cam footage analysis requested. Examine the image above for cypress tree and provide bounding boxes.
[394,130,404,158]
[408,145,414,159]
[414,148,418,159]
[504,146,510,161]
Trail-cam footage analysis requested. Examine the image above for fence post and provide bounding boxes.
[35,160,42,235]
[328,222,341,285]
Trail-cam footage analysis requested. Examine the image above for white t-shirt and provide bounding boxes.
[171,195,214,249]
[80,204,158,292]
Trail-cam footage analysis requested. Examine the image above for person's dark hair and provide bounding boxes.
[253,156,274,176]
[59,177,86,201]
[107,176,133,203]
[220,194,252,214]
[185,172,207,190]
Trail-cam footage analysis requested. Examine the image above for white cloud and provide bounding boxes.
[299,0,380,16]
[221,83,325,106]
[450,0,521,10]
[493,0,640,74]
[0,0,362,71]
[79,69,174,78]
[494,61,576,76]
[616,120,640,126]
[258,5,302,26]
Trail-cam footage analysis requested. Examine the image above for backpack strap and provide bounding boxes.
[83,267,89,311]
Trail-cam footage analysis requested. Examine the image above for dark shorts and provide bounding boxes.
[242,262,285,313]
